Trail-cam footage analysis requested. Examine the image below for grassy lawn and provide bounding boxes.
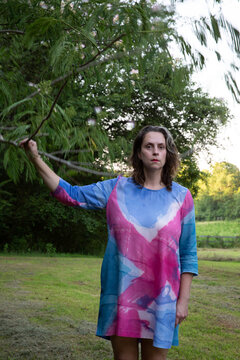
[0,255,239,360]
[196,219,240,236]
[197,247,240,261]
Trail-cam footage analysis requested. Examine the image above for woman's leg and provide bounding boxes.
[141,339,168,360]
[110,336,139,360]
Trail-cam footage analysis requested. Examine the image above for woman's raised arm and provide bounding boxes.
[20,139,60,192]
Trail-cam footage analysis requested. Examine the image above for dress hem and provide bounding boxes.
[96,331,178,349]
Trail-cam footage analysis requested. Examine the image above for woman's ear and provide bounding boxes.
[138,151,142,160]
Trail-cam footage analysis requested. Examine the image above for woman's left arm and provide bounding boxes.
[176,189,198,327]
[175,272,193,327]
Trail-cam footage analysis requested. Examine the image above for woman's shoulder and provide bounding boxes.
[171,181,191,200]
[171,181,189,192]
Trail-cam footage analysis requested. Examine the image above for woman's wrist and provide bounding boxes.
[29,153,41,162]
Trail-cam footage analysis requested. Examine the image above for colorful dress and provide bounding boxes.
[52,176,198,349]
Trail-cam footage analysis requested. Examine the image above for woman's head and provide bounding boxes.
[130,125,180,191]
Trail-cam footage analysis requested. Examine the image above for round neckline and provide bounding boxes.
[128,177,166,191]
[142,185,166,192]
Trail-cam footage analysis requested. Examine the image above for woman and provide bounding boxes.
[21,125,198,360]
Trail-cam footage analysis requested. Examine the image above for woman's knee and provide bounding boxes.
[141,339,168,360]
[111,336,139,360]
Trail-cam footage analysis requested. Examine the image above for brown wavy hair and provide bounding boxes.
[130,125,180,191]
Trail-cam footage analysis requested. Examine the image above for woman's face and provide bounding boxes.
[138,131,167,172]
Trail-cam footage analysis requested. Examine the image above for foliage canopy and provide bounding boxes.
[0,0,230,189]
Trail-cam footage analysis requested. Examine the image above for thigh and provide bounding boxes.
[110,336,139,360]
[141,339,168,360]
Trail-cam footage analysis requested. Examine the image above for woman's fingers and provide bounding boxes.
[175,313,187,327]
[19,139,39,158]
[19,138,29,148]
[175,299,188,327]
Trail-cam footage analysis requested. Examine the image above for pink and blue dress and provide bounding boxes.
[52,176,198,349]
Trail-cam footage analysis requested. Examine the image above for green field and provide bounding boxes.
[196,219,240,236]
[196,219,240,248]
[0,255,239,360]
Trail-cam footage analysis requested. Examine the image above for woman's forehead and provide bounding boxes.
[142,131,166,143]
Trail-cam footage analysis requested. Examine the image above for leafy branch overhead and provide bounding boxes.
[0,0,231,186]
[172,0,240,102]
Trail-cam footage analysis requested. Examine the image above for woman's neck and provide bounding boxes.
[143,170,165,190]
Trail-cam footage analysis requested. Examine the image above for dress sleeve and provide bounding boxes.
[51,177,119,210]
[179,189,198,276]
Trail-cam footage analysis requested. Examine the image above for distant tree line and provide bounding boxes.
[195,162,240,221]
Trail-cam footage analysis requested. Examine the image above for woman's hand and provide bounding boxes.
[19,138,59,191]
[175,298,189,327]
[175,272,193,327]
[19,139,40,161]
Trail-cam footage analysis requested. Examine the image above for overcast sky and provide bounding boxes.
[162,0,240,170]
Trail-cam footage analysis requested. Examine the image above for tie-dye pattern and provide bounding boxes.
[52,176,198,349]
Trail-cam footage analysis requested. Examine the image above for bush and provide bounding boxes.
[45,243,56,256]
[0,173,108,255]
[3,243,9,253]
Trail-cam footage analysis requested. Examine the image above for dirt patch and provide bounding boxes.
[72,281,87,286]
[215,313,240,330]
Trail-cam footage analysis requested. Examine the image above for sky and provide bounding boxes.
[163,0,240,170]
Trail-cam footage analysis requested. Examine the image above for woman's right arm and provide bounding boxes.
[20,139,119,209]
[20,139,60,192]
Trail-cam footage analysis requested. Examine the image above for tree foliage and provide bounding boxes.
[0,0,230,187]
[197,162,240,198]
[195,162,240,221]
[171,0,240,102]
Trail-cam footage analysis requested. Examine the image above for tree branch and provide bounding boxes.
[23,34,126,143]
[6,33,128,112]
[0,137,116,177]
[0,29,24,35]
[50,149,91,155]
[0,126,18,130]
[26,79,68,143]
[38,151,116,177]
[180,147,194,159]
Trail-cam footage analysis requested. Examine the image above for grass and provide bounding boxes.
[0,255,239,360]
[197,248,240,261]
[196,219,240,236]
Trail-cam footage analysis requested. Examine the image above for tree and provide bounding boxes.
[0,0,229,186]
[197,162,240,197]
[195,162,240,220]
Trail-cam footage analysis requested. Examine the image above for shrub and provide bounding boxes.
[45,243,56,256]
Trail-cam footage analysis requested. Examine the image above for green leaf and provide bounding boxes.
[1,98,33,119]
[77,28,98,49]
[24,17,60,47]
[14,110,36,122]
[210,15,221,42]
[3,147,10,169]
[215,51,221,61]
[0,81,13,104]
